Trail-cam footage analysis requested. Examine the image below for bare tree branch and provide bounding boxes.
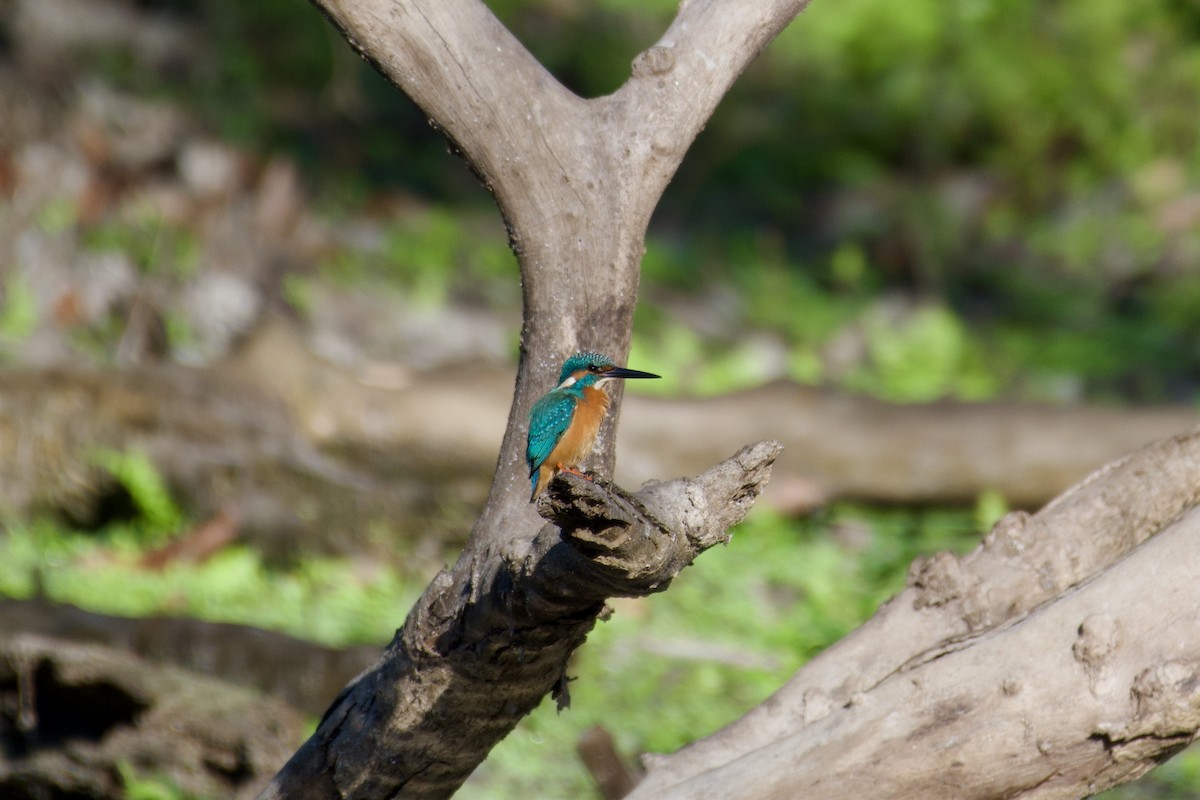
[310,0,810,527]
[630,429,1200,798]
[258,0,812,795]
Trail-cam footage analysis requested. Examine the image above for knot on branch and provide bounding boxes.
[908,550,993,631]
[1126,660,1200,740]
[533,441,782,602]
[1095,659,1200,761]
[632,43,675,77]
[1073,613,1121,672]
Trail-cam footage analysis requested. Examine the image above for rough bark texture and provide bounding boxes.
[629,429,1200,799]
[0,634,305,800]
[261,442,781,799]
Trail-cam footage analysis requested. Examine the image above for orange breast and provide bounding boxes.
[547,386,609,468]
[532,386,611,498]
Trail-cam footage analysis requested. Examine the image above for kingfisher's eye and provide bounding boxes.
[588,364,600,372]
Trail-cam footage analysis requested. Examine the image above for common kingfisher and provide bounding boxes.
[527,351,660,500]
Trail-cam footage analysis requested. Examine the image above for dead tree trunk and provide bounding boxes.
[261,1,1200,798]
[261,0,807,798]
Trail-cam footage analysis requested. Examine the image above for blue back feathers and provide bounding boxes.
[526,391,575,487]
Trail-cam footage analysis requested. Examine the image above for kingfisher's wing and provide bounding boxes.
[527,391,575,475]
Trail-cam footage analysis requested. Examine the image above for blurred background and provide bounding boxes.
[1,0,1199,797]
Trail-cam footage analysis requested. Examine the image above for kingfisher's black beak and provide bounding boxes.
[606,366,661,380]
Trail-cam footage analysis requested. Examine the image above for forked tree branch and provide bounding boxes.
[261,1,810,796]
[307,0,810,523]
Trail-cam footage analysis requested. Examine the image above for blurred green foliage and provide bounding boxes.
[17,0,1200,797]
[89,448,185,544]
[118,762,201,800]
[76,0,1200,401]
[846,303,1000,402]
[319,208,520,308]
[0,274,38,353]
[82,210,199,279]
[0,497,985,797]
[12,494,1195,799]
[0,519,417,648]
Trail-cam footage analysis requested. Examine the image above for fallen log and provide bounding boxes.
[0,598,378,716]
[0,362,486,558]
[0,633,304,800]
[0,321,1194,559]
[628,430,1200,798]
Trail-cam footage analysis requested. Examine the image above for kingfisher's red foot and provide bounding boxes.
[557,464,595,481]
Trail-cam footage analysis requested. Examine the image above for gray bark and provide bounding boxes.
[630,430,1200,799]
